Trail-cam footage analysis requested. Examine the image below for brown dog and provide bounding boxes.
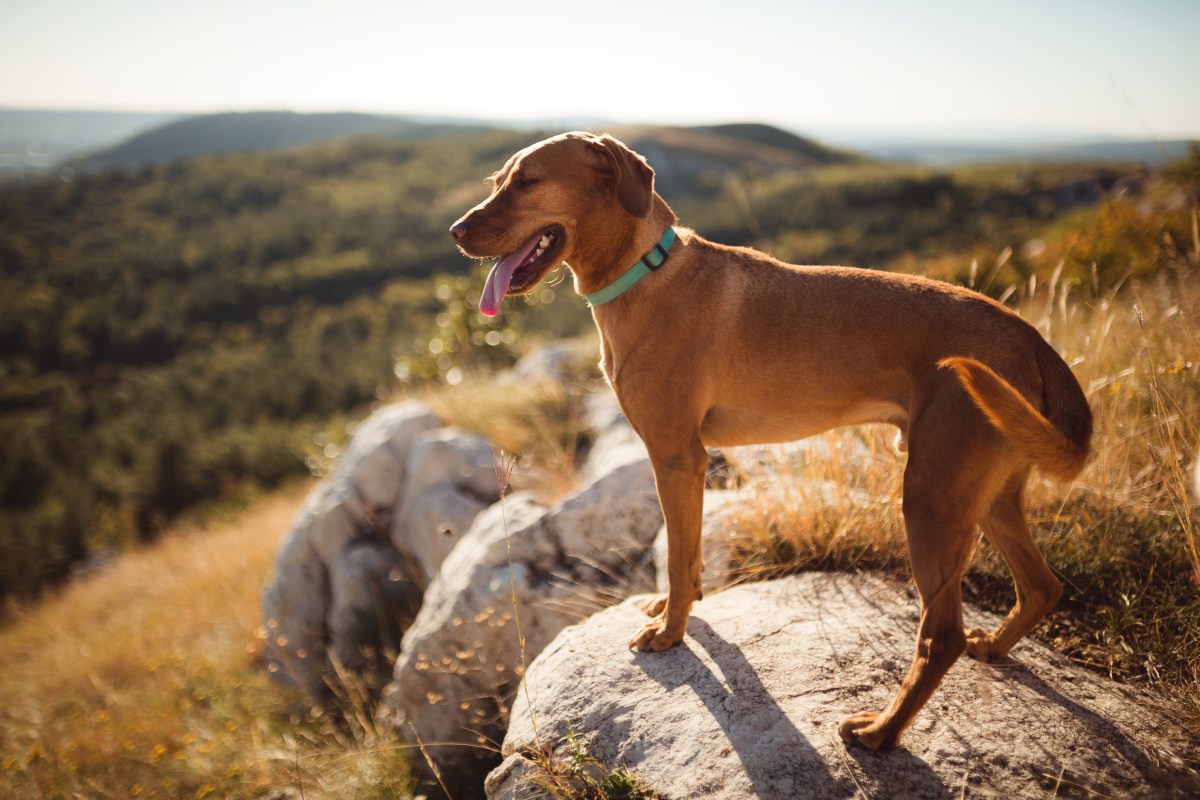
[450,132,1092,750]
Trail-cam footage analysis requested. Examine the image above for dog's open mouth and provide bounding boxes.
[479,225,564,316]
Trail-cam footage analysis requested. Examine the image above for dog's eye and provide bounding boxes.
[515,176,540,190]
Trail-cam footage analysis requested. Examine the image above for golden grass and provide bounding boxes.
[726,431,909,578]
[1022,269,1199,732]
[0,482,413,800]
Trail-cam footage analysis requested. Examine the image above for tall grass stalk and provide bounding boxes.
[495,450,542,751]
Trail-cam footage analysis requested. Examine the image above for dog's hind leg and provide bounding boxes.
[839,496,975,750]
[966,471,1062,660]
[840,382,1006,750]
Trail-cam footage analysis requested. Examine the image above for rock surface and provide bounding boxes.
[390,427,499,585]
[378,419,665,796]
[490,573,1199,800]
[261,401,500,702]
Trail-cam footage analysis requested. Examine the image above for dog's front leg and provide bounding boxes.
[630,438,707,652]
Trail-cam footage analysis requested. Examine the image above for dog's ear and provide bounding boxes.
[587,134,655,218]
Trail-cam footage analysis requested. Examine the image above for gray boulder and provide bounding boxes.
[377,422,665,796]
[390,427,499,585]
[491,573,1199,800]
[262,401,500,702]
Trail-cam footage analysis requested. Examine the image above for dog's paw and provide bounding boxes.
[838,711,896,751]
[639,594,668,617]
[628,618,683,652]
[965,627,1009,661]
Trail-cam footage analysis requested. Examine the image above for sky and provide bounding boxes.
[1,0,1198,141]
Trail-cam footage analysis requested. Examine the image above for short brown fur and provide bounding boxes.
[451,133,1093,750]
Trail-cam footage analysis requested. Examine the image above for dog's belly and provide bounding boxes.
[699,399,908,448]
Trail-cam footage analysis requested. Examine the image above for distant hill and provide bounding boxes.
[699,123,858,163]
[7,107,1193,181]
[604,123,860,196]
[69,111,492,173]
[66,112,859,193]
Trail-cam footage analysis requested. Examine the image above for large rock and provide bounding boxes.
[378,422,665,796]
[390,427,499,585]
[490,573,1199,800]
[262,401,500,703]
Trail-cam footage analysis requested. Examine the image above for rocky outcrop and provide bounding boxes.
[261,401,499,702]
[262,377,1198,800]
[377,418,665,796]
[489,573,1199,799]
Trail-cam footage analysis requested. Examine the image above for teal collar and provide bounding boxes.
[583,227,677,307]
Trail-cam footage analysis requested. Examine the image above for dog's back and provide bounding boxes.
[631,231,1087,456]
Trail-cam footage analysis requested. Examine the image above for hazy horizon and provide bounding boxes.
[1,106,1194,151]
[2,0,1199,142]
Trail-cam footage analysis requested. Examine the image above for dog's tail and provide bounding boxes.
[940,350,1092,482]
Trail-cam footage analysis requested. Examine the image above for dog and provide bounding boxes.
[449,132,1093,751]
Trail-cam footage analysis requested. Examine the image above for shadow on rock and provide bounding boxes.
[636,617,876,799]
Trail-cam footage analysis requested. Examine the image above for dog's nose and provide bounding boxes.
[449,219,468,241]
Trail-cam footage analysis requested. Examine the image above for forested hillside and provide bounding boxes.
[0,127,538,596]
[0,120,1192,599]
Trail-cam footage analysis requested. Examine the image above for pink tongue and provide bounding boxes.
[479,233,542,316]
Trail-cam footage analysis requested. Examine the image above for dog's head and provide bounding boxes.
[450,132,658,316]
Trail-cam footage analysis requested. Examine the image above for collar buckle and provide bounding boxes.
[645,241,670,270]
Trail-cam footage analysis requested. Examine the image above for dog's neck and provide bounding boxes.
[565,196,682,386]
[566,197,677,302]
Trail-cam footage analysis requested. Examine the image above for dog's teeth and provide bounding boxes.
[539,235,551,248]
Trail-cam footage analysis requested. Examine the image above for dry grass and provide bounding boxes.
[416,339,602,505]
[0,482,414,800]
[1013,267,1199,733]
[720,431,909,581]
[0,342,605,799]
[716,266,1200,739]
